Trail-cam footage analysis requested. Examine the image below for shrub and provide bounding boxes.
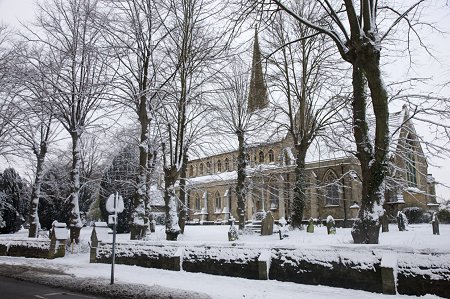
[402,207,432,224]
[437,208,450,224]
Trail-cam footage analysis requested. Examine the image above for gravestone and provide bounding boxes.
[261,211,274,236]
[278,217,289,240]
[49,221,68,259]
[397,211,407,231]
[228,221,239,241]
[150,220,156,233]
[432,212,440,235]
[381,210,389,233]
[326,215,336,235]
[306,218,314,233]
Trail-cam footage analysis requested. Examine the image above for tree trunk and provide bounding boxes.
[291,144,307,228]
[178,154,188,234]
[28,149,46,238]
[145,149,157,233]
[130,99,150,240]
[350,59,389,244]
[69,132,82,244]
[236,130,247,230]
[164,165,180,241]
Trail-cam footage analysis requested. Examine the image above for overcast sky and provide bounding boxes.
[0,0,449,201]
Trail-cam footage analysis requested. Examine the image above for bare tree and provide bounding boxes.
[11,46,61,238]
[245,0,428,243]
[0,24,21,161]
[101,0,175,240]
[265,3,347,228]
[158,0,228,240]
[24,0,114,243]
[212,59,273,229]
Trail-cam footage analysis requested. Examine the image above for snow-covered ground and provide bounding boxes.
[0,223,448,298]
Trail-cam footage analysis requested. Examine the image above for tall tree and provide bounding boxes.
[248,0,427,243]
[0,25,21,161]
[265,4,346,228]
[24,0,113,243]
[213,58,272,229]
[12,47,60,237]
[102,0,174,240]
[158,0,228,240]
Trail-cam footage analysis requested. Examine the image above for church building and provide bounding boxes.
[182,33,437,226]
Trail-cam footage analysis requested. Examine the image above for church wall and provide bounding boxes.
[183,116,436,226]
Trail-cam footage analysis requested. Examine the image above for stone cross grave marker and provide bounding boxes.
[397,211,407,231]
[326,215,336,235]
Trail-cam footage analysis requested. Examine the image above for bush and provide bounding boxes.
[437,208,450,224]
[402,207,432,224]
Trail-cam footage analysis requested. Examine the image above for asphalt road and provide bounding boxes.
[0,276,106,299]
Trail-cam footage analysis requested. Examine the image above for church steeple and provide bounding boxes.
[248,28,268,113]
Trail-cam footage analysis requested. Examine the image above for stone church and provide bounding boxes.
[182,34,437,226]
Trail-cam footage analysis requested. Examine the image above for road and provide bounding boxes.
[0,276,105,299]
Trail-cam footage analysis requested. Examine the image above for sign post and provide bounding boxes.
[106,192,124,285]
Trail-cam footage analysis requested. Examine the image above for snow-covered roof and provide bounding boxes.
[189,105,421,170]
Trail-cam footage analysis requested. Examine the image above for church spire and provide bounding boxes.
[248,28,268,113]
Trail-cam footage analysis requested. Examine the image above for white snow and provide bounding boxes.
[0,224,448,298]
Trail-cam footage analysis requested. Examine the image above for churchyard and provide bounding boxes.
[1,220,449,298]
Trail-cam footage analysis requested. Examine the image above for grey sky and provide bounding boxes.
[0,0,449,201]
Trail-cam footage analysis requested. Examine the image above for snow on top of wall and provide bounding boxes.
[397,252,450,281]
[0,239,50,250]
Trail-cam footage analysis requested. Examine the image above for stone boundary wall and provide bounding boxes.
[92,242,450,298]
[0,238,65,259]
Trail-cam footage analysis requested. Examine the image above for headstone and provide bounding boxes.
[150,220,156,233]
[432,212,440,235]
[306,218,314,233]
[278,217,289,240]
[261,211,274,236]
[326,215,336,235]
[228,221,239,241]
[397,211,407,231]
[381,210,389,233]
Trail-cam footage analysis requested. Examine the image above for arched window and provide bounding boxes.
[206,162,211,173]
[324,170,340,206]
[268,150,274,163]
[224,158,230,171]
[406,135,417,186]
[215,191,221,213]
[259,151,265,163]
[217,160,222,172]
[195,194,201,210]
[189,165,194,177]
[199,163,204,175]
